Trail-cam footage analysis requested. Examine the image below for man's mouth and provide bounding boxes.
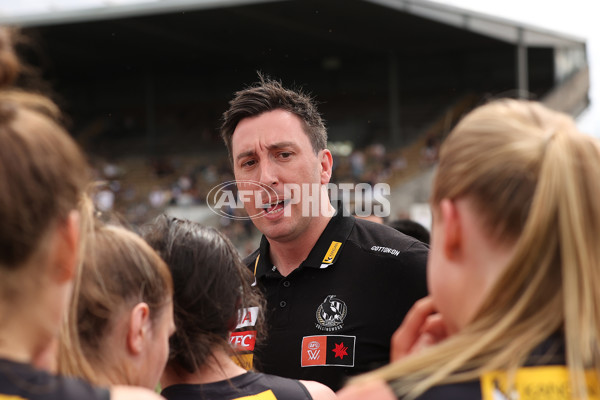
[261,199,291,214]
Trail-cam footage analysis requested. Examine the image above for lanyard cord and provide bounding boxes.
[253,254,260,276]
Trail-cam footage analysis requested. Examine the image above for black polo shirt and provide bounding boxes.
[243,205,428,391]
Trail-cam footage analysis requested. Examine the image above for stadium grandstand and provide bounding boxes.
[1,0,589,253]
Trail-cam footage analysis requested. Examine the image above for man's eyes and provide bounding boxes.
[240,152,292,168]
[241,159,256,168]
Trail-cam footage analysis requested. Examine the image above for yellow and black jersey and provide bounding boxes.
[396,336,599,400]
[0,358,109,400]
[402,365,599,400]
[161,371,311,400]
[239,201,428,391]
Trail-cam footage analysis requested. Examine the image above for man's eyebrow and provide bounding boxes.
[236,150,256,162]
[267,141,296,151]
[235,142,297,161]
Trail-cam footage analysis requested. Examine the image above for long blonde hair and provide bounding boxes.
[58,223,173,386]
[0,27,89,273]
[357,99,600,399]
[0,27,91,353]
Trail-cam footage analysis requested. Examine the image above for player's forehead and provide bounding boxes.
[231,110,311,156]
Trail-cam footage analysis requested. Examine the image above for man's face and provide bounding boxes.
[231,109,332,243]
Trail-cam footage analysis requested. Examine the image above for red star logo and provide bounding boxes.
[332,342,348,359]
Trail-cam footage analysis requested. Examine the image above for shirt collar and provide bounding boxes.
[254,201,355,278]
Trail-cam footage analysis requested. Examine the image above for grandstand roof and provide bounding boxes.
[0,0,275,26]
[0,0,586,48]
[7,0,589,153]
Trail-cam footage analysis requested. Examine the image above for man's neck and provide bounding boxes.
[268,204,335,277]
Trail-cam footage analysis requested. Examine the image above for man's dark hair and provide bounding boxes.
[220,74,327,164]
[388,219,431,245]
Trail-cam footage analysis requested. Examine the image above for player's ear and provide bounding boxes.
[126,302,151,356]
[439,199,462,261]
[49,210,80,284]
[319,149,333,184]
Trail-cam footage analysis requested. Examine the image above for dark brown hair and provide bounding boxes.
[0,27,89,270]
[141,215,265,374]
[388,219,430,245]
[220,74,327,163]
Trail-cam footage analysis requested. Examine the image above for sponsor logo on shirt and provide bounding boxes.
[370,245,400,256]
[322,241,342,263]
[316,295,347,331]
[321,241,342,268]
[229,330,257,351]
[236,306,259,329]
[481,366,600,400]
[301,335,356,367]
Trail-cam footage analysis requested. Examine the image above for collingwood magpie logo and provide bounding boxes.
[316,295,347,332]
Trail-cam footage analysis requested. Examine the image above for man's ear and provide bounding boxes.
[319,149,333,184]
[126,302,151,356]
[51,210,80,283]
[439,199,462,261]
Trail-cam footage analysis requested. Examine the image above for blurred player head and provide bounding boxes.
[142,215,265,377]
[58,224,174,389]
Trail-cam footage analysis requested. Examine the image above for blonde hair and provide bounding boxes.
[356,99,600,398]
[0,28,88,273]
[58,223,173,386]
[0,27,91,328]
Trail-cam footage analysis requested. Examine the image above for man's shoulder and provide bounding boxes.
[349,217,429,256]
[243,248,260,268]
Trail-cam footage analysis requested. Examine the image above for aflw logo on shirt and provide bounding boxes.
[301,335,355,367]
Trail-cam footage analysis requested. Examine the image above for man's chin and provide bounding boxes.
[260,224,298,243]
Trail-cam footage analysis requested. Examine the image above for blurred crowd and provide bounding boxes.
[88,138,438,257]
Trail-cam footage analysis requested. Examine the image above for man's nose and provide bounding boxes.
[258,159,279,187]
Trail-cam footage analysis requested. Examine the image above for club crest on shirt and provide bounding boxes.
[316,295,347,331]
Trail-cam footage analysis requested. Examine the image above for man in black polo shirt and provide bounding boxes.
[219,76,428,391]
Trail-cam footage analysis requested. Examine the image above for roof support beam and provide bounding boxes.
[389,51,401,145]
[516,27,529,99]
